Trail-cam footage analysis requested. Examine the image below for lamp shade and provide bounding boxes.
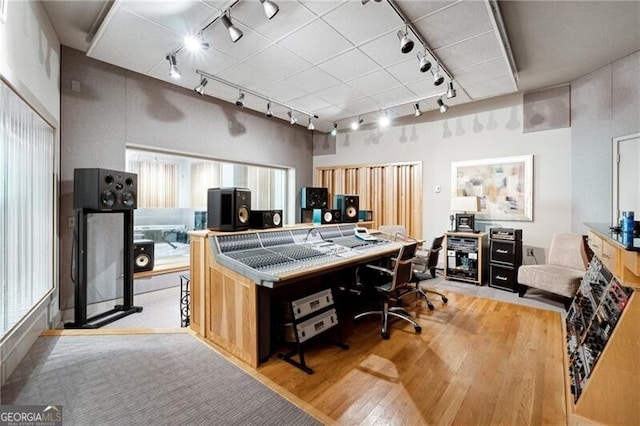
[450,196,480,212]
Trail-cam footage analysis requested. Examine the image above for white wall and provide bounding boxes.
[314,93,573,254]
[0,0,60,385]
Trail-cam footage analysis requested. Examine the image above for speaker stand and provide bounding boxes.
[65,209,142,329]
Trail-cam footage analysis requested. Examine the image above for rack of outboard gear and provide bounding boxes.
[277,288,348,374]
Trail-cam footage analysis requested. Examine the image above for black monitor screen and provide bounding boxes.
[455,213,475,232]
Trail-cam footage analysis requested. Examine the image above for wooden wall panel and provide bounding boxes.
[316,162,422,238]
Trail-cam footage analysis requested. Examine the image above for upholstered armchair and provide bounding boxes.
[517,232,589,309]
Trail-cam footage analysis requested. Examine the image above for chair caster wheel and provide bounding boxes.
[382,332,389,339]
[442,297,448,303]
[415,326,422,333]
[427,303,434,310]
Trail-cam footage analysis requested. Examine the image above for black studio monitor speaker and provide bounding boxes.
[74,168,138,211]
[334,194,359,223]
[207,187,251,231]
[250,210,283,229]
[301,187,328,209]
[321,209,341,224]
[133,239,154,273]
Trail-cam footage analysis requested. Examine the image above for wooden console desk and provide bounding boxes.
[189,223,401,368]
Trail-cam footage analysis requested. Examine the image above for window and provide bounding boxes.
[126,148,291,268]
[1,80,55,337]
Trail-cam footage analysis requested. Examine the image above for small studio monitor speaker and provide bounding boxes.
[321,209,341,224]
[250,210,283,229]
[207,188,251,231]
[334,194,359,223]
[74,168,137,211]
[301,187,328,209]
[133,239,154,273]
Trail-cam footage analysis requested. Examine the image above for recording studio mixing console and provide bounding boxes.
[210,224,399,286]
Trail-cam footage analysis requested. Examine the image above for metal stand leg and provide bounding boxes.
[180,274,190,327]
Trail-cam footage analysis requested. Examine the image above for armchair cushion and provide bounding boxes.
[517,264,584,298]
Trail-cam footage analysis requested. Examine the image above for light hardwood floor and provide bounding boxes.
[257,289,567,425]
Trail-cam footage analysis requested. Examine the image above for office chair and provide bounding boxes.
[405,235,448,310]
[354,242,422,339]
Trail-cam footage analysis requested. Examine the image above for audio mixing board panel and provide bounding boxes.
[210,224,399,286]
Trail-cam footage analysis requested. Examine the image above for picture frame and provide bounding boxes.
[451,155,533,221]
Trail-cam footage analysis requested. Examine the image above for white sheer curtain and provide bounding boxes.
[127,159,179,208]
[0,80,55,337]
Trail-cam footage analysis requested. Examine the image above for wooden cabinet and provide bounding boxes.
[565,225,640,425]
[444,232,488,285]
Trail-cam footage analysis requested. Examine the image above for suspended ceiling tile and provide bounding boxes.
[179,47,238,77]
[317,48,380,82]
[121,1,219,36]
[259,80,308,103]
[385,58,431,86]
[288,94,332,113]
[202,0,229,12]
[314,104,351,121]
[232,0,317,42]
[203,21,272,61]
[395,0,458,21]
[405,78,447,99]
[414,0,493,50]
[436,31,503,71]
[369,85,417,106]
[245,44,312,81]
[322,0,403,46]
[313,84,364,106]
[359,30,417,68]
[453,57,511,87]
[300,0,350,17]
[282,67,342,94]
[277,19,352,64]
[218,62,280,90]
[88,8,183,75]
[338,96,382,117]
[347,69,401,95]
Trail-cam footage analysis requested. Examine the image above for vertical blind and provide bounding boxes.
[0,80,55,337]
[317,162,422,238]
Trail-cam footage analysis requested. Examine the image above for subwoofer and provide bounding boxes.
[73,168,137,211]
[133,239,154,273]
[321,209,341,224]
[207,188,251,231]
[301,187,328,209]
[250,210,283,229]
[334,194,359,223]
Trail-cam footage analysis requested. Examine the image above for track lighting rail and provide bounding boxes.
[196,70,318,120]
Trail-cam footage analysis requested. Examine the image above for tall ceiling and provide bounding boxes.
[42,0,640,133]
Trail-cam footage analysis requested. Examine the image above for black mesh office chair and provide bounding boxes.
[403,235,448,310]
[354,242,422,339]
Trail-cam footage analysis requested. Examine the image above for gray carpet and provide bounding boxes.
[1,334,321,426]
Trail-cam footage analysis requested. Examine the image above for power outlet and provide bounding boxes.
[526,248,534,257]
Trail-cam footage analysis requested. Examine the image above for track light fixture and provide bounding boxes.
[431,67,444,86]
[166,54,180,79]
[379,111,390,127]
[396,28,414,54]
[235,91,245,108]
[351,117,363,130]
[184,34,209,52]
[260,0,279,20]
[414,103,422,117]
[307,117,315,131]
[288,110,297,125]
[194,77,208,95]
[446,81,457,99]
[437,98,449,113]
[221,13,243,43]
[266,102,273,118]
[417,51,431,73]
[331,123,338,136]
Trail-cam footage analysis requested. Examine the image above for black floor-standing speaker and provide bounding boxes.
[334,194,359,223]
[207,187,251,231]
[489,228,523,292]
[133,239,155,272]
